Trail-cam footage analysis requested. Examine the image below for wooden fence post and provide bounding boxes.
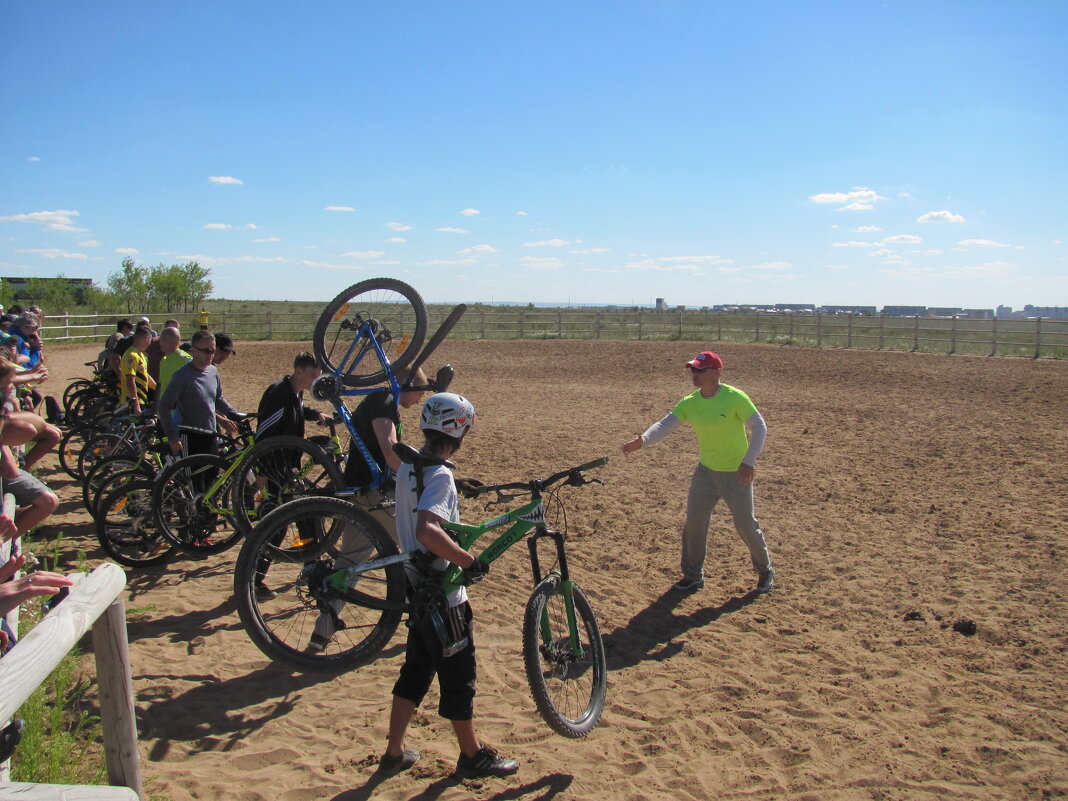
[816,314,823,347]
[94,598,144,797]
[788,313,794,342]
[949,315,958,355]
[878,314,885,350]
[480,309,486,339]
[990,316,998,356]
[1034,317,1042,359]
[912,316,920,352]
[596,312,602,340]
[518,311,525,339]
[846,314,854,348]
[557,310,563,338]
[754,314,760,343]
[717,312,722,340]
[266,311,273,340]
[63,312,70,340]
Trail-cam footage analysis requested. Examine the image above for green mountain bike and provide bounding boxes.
[233,453,610,738]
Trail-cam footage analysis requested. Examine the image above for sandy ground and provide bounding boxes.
[33,338,1068,800]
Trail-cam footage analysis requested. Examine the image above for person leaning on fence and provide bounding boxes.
[157,329,242,457]
[0,445,59,537]
[0,362,60,472]
[622,350,776,595]
[379,392,520,780]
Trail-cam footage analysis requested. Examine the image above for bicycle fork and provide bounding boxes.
[528,530,585,658]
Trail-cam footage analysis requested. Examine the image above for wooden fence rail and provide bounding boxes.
[39,309,1068,359]
[0,563,141,800]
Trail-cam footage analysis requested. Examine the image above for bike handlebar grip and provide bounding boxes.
[576,455,609,472]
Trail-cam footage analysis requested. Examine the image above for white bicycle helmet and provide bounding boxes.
[420,392,475,439]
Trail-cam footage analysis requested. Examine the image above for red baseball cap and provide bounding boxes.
[685,351,723,370]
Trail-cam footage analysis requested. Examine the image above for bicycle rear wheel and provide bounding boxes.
[153,454,244,556]
[231,435,345,533]
[234,496,406,672]
[313,278,427,387]
[522,575,607,738]
[84,454,153,515]
[96,479,176,567]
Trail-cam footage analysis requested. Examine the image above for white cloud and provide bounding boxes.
[209,175,243,185]
[881,258,912,266]
[0,209,86,232]
[386,237,406,243]
[459,208,480,217]
[325,206,356,212]
[27,156,41,162]
[297,259,365,270]
[254,236,281,243]
[115,247,139,255]
[523,238,570,247]
[203,223,231,229]
[917,210,966,223]
[880,234,922,245]
[831,241,872,248]
[340,250,386,258]
[957,238,1010,248]
[520,256,563,270]
[751,261,793,270]
[182,253,291,265]
[436,227,469,234]
[386,222,412,231]
[625,259,704,273]
[855,225,882,233]
[899,191,914,199]
[15,248,87,259]
[516,210,528,216]
[422,258,477,266]
[459,244,497,256]
[371,260,400,265]
[79,240,101,247]
[917,249,942,256]
[658,255,731,264]
[946,260,1014,278]
[570,248,610,254]
[827,264,850,270]
[868,248,895,257]
[716,266,743,274]
[808,187,885,211]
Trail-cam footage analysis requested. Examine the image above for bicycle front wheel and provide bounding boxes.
[313,278,427,387]
[522,575,607,738]
[153,454,244,556]
[231,435,344,533]
[96,479,177,567]
[234,496,406,672]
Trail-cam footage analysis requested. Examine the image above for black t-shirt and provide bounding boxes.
[344,389,400,487]
[112,334,135,357]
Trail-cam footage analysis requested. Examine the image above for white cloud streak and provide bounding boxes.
[917,210,966,223]
[209,175,243,185]
[958,238,1010,248]
[459,244,497,256]
[808,187,885,210]
[340,250,386,258]
[386,222,412,231]
[0,209,87,232]
[325,206,356,212]
[436,227,469,234]
[523,239,570,247]
[459,208,480,217]
[880,234,922,245]
[15,248,88,259]
[520,256,563,270]
[115,247,139,255]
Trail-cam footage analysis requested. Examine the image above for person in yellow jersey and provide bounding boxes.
[119,324,156,415]
[622,350,774,595]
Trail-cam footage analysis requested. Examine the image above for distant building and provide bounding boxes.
[882,305,927,317]
[1023,305,1068,319]
[655,297,667,311]
[996,305,1014,318]
[928,307,964,317]
[775,303,816,313]
[818,305,877,315]
[961,308,994,320]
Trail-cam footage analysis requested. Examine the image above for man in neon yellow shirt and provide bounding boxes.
[119,325,155,415]
[622,350,773,594]
[157,326,191,397]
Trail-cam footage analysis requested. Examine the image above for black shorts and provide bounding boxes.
[392,602,476,721]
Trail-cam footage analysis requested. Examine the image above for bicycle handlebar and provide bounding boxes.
[467,455,609,499]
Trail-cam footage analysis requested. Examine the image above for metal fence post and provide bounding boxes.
[912,316,920,351]
[990,316,998,356]
[950,315,957,355]
[1034,317,1042,358]
[816,314,823,347]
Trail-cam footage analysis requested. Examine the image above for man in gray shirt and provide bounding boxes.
[157,330,242,455]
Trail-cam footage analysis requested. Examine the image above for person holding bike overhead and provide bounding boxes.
[622,350,775,595]
[380,392,519,780]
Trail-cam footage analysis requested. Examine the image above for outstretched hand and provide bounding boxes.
[621,437,643,455]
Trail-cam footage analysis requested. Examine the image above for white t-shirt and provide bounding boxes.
[394,461,468,607]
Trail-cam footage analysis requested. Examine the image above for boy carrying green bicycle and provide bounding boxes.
[379,391,520,780]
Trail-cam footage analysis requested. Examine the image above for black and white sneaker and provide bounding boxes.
[671,576,704,593]
[455,746,519,779]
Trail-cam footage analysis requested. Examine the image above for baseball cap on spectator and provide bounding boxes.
[214,333,236,354]
[15,312,39,330]
[685,351,723,370]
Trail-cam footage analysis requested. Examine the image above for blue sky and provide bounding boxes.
[2,1,1065,309]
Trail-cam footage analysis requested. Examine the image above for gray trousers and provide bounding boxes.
[681,463,772,580]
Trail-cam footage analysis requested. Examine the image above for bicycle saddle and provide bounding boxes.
[392,442,455,470]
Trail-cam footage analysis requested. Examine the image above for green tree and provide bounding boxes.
[146,262,185,312]
[179,261,213,312]
[106,258,149,313]
[25,275,75,312]
[81,284,114,310]
[0,278,14,309]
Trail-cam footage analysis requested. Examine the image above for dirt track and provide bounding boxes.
[37,339,1068,800]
